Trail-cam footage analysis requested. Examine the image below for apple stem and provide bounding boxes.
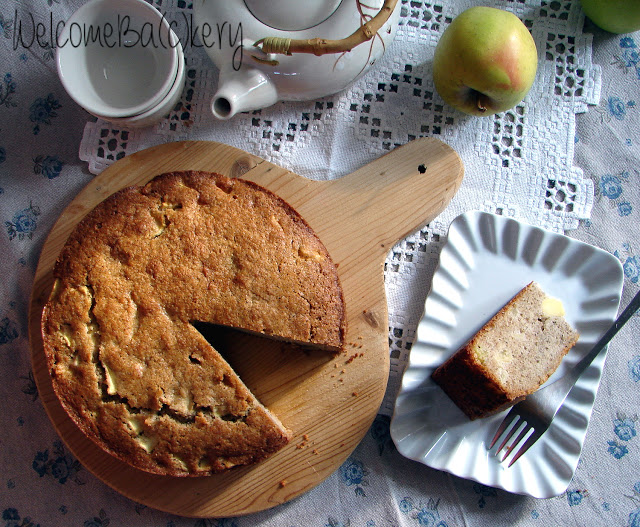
[476,94,488,113]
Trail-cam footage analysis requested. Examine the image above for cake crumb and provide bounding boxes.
[352,391,358,397]
[279,480,287,488]
[431,281,579,420]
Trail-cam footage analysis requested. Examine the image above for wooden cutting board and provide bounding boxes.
[28,138,463,518]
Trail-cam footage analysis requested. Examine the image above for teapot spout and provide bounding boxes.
[211,66,278,120]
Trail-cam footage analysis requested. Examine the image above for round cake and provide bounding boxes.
[41,171,346,476]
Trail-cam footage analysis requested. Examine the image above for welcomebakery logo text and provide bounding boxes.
[12,11,244,69]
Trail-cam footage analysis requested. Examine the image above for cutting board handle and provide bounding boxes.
[244,137,464,266]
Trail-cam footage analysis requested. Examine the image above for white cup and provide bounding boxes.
[102,39,186,128]
[56,0,180,118]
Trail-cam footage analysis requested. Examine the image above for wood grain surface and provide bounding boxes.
[28,138,463,517]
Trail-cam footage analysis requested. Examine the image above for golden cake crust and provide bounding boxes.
[41,171,346,476]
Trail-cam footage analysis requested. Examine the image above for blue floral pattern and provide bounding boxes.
[339,457,369,497]
[1,73,16,108]
[625,258,640,283]
[614,36,640,78]
[628,356,640,382]
[567,490,585,506]
[472,483,497,509]
[600,174,624,199]
[0,316,18,344]
[607,440,629,460]
[613,243,640,284]
[624,482,640,527]
[32,441,85,485]
[29,93,61,135]
[616,244,640,284]
[619,201,633,216]
[324,519,350,527]
[33,154,64,179]
[398,497,448,526]
[606,415,638,460]
[607,97,633,120]
[5,202,40,240]
[369,415,393,456]
[595,170,636,218]
[83,510,109,527]
[0,12,13,40]
[21,371,38,401]
[624,257,640,283]
[615,418,637,442]
[2,508,40,527]
[190,519,239,527]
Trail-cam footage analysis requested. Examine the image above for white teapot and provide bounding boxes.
[193,0,399,119]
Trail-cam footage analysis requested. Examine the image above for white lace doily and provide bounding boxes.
[79,0,601,415]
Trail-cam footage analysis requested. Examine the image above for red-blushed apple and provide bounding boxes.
[580,0,640,34]
[432,7,538,116]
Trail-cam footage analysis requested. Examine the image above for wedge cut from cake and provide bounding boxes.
[431,281,579,420]
[41,171,346,476]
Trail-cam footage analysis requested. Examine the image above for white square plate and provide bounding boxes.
[390,211,623,498]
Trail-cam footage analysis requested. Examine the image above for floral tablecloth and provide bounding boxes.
[1,0,639,526]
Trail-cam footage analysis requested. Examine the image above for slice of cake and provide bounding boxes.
[431,281,579,420]
[41,171,346,476]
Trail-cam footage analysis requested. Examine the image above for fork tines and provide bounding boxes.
[489,411,543,467]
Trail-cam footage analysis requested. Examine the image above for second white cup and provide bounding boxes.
[56,0,180,119]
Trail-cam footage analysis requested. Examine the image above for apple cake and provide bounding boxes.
[431,281,579,420]
[41,170,346,476]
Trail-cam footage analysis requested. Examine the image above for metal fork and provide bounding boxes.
[489,288,640,467]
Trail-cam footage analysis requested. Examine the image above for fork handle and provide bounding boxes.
[565,288,640,386]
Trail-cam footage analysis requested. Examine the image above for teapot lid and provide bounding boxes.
[244,0,342,31]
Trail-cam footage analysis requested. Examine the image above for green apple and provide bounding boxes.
[433,7,538,116]
[580,0,640,34]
